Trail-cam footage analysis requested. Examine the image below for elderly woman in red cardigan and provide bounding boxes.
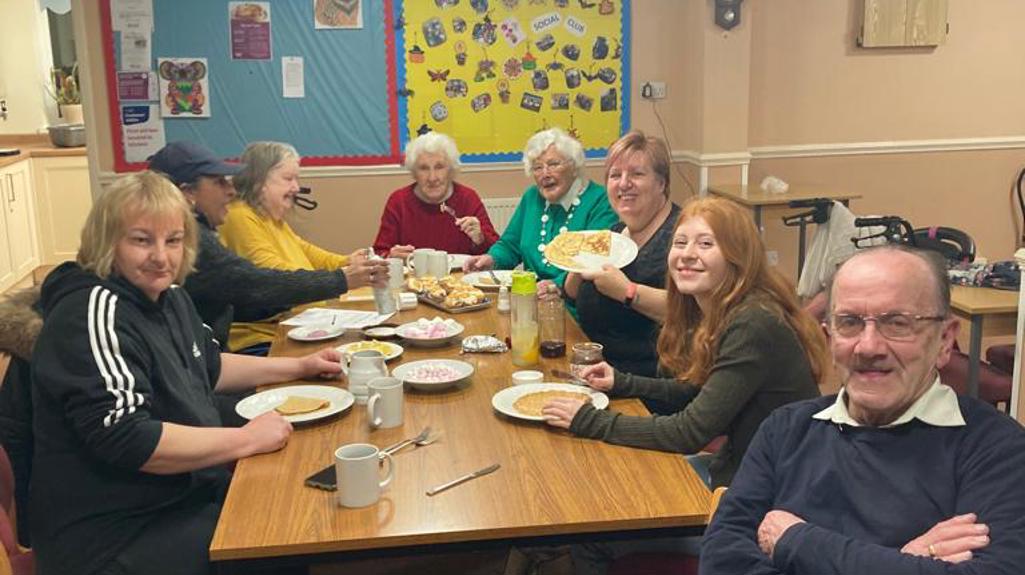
[373,132,499,258]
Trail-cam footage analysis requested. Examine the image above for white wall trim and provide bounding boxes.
[750,136,1025,159]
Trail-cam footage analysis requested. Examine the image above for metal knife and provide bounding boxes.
[426,463,501,496]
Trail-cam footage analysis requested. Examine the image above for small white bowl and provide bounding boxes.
[511,370,544,385]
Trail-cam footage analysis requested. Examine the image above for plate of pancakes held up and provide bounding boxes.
[543,230,638,273]
[235,384,355,423]
[405,275,491,313]
[491,383,609,422]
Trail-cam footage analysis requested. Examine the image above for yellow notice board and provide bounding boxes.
[399,0,630,161]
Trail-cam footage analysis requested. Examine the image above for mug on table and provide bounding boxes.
[334,443,395,508]
[367,376,404,429]
[412,248,435,278]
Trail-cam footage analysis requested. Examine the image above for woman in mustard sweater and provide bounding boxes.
[219,141,386,351]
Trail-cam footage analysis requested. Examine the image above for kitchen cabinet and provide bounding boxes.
[31,155,91,265]
[0,159,40,292]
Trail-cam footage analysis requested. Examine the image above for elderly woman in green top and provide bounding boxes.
[463,128,618,293]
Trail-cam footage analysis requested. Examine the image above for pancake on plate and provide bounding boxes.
[582,230,612,256]
[513,390,592,417]
[275,396,329,416]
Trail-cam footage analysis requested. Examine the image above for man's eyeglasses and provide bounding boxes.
[531,160,565,175]
[828,312,947,341]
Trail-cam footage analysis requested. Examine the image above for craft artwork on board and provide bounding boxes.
[400,0,628,157]
[157,58,210,118]
[315,0,363,29]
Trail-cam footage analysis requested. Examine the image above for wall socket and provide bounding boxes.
[766,250,780,266]
[0,99,8,121]
[641,81,667,100]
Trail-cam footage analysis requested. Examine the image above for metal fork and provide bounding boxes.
[440,203,458,220]
[380,426,432,458]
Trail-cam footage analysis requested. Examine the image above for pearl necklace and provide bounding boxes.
[538,180,586,265]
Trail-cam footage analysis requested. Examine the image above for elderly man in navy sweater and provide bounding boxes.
[701,245,1025,575]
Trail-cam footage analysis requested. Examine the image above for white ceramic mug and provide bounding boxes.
[412,248,436,278]
[367,376,404,429]
[335,443,394,508]
[428,250,449,278]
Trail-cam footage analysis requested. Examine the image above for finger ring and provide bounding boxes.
[928,544,937,557]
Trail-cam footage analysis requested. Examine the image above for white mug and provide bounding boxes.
[335,443,394,508]
[412,248,436,278]
[428,250,449,278]
[367,376,404,429]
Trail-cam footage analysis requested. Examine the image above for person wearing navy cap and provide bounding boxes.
[148,141,387,354]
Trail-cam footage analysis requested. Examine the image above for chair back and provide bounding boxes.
[911,226,976,264]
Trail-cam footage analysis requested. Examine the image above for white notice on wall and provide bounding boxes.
[112,0,154,33]
[120,32,151,72]
[282,57,304,98]
[121,104,165,163]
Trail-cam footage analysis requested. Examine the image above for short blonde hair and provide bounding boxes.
[404,132,461,177]
[522,128,585,179]
[233,141,300,209]
[78,171,198,285]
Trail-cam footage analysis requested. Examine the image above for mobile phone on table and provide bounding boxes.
[304,464,336,491]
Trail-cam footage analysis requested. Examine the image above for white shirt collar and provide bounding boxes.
[812,376,966,428]
[549,177,587,211]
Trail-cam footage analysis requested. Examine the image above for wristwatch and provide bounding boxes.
[623,282,638,308]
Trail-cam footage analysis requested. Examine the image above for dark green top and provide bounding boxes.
[569,298,820,488]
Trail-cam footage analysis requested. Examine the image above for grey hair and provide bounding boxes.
[233,141,300,209]
[404,132,461,177]
[826,244,951,316]
[522,128,585,178]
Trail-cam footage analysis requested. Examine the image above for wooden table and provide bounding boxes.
[210,298,711,568]
[708,184,863,279]
[950,285,1019,398]
[707,184,862,231]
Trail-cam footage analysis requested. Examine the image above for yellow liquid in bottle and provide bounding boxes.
[511,322,540,366]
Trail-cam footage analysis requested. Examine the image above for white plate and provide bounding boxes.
[392,359,474,390]
[544,231,639,274]
[395,320,465,347]
[235,385,354,423]
[287,324,345,342]
[491,383,609,422]
[336,340,404,361]
[462,270,514,290]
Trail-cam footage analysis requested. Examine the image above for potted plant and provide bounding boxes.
[48,63,82,124]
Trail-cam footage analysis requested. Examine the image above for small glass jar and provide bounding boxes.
[538,298,566,357]
[570,342,604,377]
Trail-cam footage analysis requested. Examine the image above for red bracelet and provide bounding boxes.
[624,282,638,308]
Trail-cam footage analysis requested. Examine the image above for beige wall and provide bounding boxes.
[75,0,1025,266]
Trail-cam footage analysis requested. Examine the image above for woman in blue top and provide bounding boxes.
[463,128,618,292]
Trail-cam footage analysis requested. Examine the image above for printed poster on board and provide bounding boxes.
[229,2,272,60]
[401,0,627,157]
[121,104,166,162]
[315,0,363,29]
[157,57,211,118]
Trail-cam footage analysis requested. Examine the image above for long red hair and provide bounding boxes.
[656,197,828,385]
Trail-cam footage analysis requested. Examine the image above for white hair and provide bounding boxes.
[404,132,461,177]
[522,128,585,178]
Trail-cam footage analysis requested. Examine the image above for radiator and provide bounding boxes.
[483,197,520,235]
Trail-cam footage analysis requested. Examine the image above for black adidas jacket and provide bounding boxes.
[30,262,226,575]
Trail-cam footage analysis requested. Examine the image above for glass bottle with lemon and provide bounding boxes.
[510,271,540,367]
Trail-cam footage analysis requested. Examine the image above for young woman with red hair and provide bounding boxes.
[543,196,827,489]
